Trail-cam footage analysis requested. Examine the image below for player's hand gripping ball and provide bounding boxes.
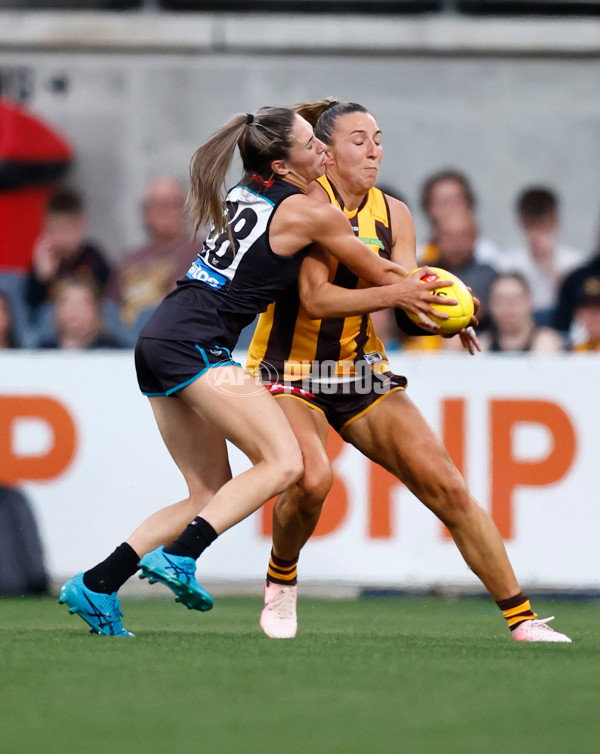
[407,267,475,336]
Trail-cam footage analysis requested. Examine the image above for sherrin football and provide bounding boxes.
[406,267,474,336]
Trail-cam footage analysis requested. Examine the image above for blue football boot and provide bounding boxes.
[138,546,214,612]
[59,573,135,636]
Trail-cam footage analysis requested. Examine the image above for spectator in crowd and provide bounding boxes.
[37,277,125,349]
[0,291,20,348]
[435,210,498,311]
[24,187,112,321]
[478,272,565,353]
[553,230,600,334]
[502,186,586,323]
[418,169,501,267]
[108,176,202,338]
[571,274,600,352]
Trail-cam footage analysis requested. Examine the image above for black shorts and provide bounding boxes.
[264,371,407,434]
[135,336,241,397]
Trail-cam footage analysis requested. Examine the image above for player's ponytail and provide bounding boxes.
[187,113,248,236]
[293,98,369,146]
[187,107,297,236]
[292,97,339,128]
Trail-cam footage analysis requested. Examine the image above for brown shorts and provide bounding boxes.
[264,371,407,434]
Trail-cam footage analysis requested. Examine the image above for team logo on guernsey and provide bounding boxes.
[186,257,227,289]
[363,351,384,365]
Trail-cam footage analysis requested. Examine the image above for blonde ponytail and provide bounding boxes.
[187,107,297,236]
[187,113,248,236]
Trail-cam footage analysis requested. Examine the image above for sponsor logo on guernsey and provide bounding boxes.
[359,236,384,249]
[186,257,228,289]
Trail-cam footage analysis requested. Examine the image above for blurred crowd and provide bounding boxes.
[375,170,600,354]
[1,169,599,355]
[0,176,204,351]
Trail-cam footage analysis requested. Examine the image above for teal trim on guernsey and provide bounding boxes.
[237,184,275,207]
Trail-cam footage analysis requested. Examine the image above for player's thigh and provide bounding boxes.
[276,396,333,493]
[343,391,460,500]
[179,366,302,468]
[149,396,231,495]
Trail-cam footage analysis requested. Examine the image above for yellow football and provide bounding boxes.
[406,267,474,336]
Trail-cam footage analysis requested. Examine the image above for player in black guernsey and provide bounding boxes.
[135,176,312,396]
[59,107,442,637]
[256,99,571,644]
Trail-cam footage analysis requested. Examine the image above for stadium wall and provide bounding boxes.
[1,351,597,591]
[0,12,599,259]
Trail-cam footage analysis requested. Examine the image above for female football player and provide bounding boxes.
[59,106,449,636]
[249,99,570,644]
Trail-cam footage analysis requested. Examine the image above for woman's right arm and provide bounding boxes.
[269,195,407,286]
[270,195,454,326]
[308,202,408,286]
[299,246,452,330]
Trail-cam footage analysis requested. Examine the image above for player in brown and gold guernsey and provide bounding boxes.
[247,167,395,383]
[58,106,447,637]
[249,99,571,644]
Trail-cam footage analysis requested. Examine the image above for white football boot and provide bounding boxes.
[260,581,298,639]
[512,616,572,643]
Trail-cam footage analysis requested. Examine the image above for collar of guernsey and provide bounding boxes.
[316,174,388,252]
[245,175,393,381]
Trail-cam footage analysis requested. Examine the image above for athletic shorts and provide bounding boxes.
[135,336,240,397]
[264,371,407,434]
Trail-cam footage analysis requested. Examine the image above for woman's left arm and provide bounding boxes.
[387,196,419,272]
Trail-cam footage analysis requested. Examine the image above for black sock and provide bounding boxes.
[83,542,140,594]
[164,517,218,560]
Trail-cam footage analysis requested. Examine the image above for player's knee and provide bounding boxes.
[435,477,473,527]
[273,446,304,491]
[297,461,333,510]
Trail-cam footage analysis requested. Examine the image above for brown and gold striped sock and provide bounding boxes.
[497,592,538,631]
[266,550,298,586]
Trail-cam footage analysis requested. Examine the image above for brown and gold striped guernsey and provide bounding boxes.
[246,175,393,380]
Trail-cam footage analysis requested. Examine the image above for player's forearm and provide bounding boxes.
[301,282,395,320]
[321,231,408,286]
[348,252,407,287]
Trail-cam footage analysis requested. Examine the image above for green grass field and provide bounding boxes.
[1,593,598,754]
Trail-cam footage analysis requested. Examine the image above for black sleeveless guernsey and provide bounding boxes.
[140,177,309,351]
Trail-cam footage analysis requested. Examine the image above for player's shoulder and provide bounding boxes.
[382,193,415,245]
[383,192,413,221]
[275,189,340,228]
